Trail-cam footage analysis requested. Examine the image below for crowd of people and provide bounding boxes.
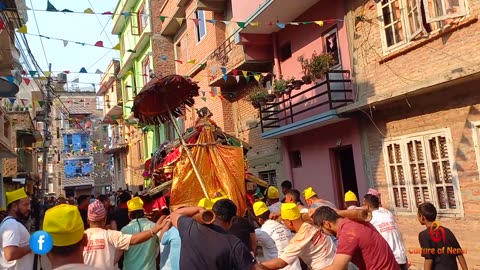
[0,180,469,270]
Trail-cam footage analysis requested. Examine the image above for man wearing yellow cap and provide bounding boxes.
[344,191,360,210]
[266,186,281,214]
[0,188,34,269]
[83,199,170,269]
[252,202,301,270]
[43,204,100,269]
[119,197,162,270]
[303,187,336,211]
[261,203,336,269]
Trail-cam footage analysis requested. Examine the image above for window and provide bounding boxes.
[280,43,292,62]
[64,159,91,178]
[138,3,149,34]
[142,56,150,86]
[137,141,142,160]
[131,12,140,36]
[165,122,175,141]
[175,41,183,60]
[259,170,277,186]
[378,0,467,51]
[290,151,302,168]
[383,129,461,215]
[194,10,207,42]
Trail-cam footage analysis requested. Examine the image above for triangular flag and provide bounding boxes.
[63,40,68,47]
[235,75,240,83]
[207,19,217,24]
[44,71,51,77]
[241,70,248,78]
[160,16,166,22]
[8,98,16,104]
[23,78,30,85]
[223,75,228,81]
[192,18,200,26]
[121,12,131,17]
[0,20,4,30]
[21,70,27,75]
[302,21,313,25]
[29,70,37,77]
[254,74,261,82]
[200,63,207,69]
[61,9,73,13]
[94,41,104,47]
[161,55,167,61]
[95,69,103,74]
[6,76,14,83]
[211,66,218,74]
[290,22,300,26]
[176,18,184,25]
[39,76,47,81]
[17,25,27,33]
[232,69,238,76]
[175,60,183,64]
[187,59,196,64]
[314,21,324,27]
[79,68,87,73]
[112,43,120,50]
[33,100,39,107]
[38,100,45,107]
[20,99,27,105]
[102,11,113,15]
[46,1,58,12]
[250,21,259,27]
[63,70,71,74]
[221,67,227,74]
[84,8,94,14]
[72,78,79,83]
[201,97,207,102]
[237,22,246,28]
[127,49,136,53]
[277,23,286,28]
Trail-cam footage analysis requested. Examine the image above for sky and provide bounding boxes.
[24,0,119,92]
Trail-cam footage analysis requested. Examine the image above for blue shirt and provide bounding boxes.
[160,227,181,270]
[121,218,159,270]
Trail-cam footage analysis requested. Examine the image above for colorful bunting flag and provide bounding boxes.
[84,8,94,14]
[94,41,104,47]
[17,25,27,33]
[161,55,168,61]
[61,9,73,13]
[160,16,166,22]
[113,43,120,50]
[102,11,113,15]
[121,12,131,17]
[223,75,228,81]
[175,18,184,25]
[95,69,103,74]
[46,1,58,12]
[29,70,37,77]
[187,59,196,64]
[0,20,4,30]
[38,100,45,107]
[235,75,240,83]
[254,74,261,82]
[207,19,217,24]
[6,76,14,83]
[192,18,200,26]
[79,68,87,73]
[315,21,324,26]
[237,22,246,28]
[277,23,286,28]
[23,78,30,85]
[44,71,51,77]
[20,99,27,105]
[8,98,16,104]
[250,21,259,27]
[221,67,227,74]
[72,78,79,83]
[242,70,248,78]
[201,97,207,102]
[63,40,68,47]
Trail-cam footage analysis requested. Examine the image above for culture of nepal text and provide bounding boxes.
[409,247,467,255]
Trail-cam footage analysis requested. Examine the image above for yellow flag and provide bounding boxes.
[44,71,52,77]
[254,74,261,82]
[314,21,324,27]
[39,76,47,81]
[187,59,196,64]
[113,43,121,50]
[241,71,248,78]
[84,8,94,14]
[176,18,184,25]
[250,21,259,27]
[17,25,27,33]
[126,70,133,76]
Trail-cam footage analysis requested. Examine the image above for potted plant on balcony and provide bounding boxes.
[298,51,336,82]
[248,85,268,109]
[273,77,294,98]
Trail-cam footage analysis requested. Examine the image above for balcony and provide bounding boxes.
[259,71,354,138]
[0,107,14,157]
[208,34,273,87]
[2,0,28,28]
[112,0,136,34]
[197,0,226,12]
[159,0,188,36]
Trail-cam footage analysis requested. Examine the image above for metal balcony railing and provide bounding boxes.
[260,70,354,133]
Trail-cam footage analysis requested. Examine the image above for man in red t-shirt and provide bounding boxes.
[313,206,400,270]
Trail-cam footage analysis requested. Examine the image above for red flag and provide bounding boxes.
[0,20,4,30]
[174,60,183,64]
[20,99,28,105]
[192,18,200,26]
[232,69,238,76]
[63,70,71,74]
[23,78,31,85]
[94,41,104,47]
[21,70,27,76]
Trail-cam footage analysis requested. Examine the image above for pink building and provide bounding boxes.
[210,0,367,206]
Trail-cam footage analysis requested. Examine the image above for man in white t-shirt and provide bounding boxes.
[0,188,34,270]
[265,186,282,214]
[252,202,301,270]
[83,200,169,269]
[43,204,100,269]
[363,194,408,270]
[261,203,336,269]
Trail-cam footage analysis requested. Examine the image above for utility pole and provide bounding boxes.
[40,63,53,224]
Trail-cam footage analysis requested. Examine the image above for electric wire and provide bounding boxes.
[28,0,49,68]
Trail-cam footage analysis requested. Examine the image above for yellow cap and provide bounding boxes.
[6,188,28,206]
[198,198,214,210]
[253,201,269,216]
[281,203,301,221]
[344,191,358,202]
[127,197,144,212]
[43,204,84,246]
[212,195,229,203]
[267,186,279,199]
[302,187,317,200]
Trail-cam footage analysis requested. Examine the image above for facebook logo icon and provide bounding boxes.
[30,231,53,255]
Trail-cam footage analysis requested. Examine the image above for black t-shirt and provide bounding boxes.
[418,226,462,270]
[78,208,89,230]
[113,207,130,231]
[229,217,255,250]
[177,216,256,270]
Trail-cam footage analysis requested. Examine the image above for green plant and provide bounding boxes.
[248,85,269,107]
[298,51,335,80]
[273,77,294,94]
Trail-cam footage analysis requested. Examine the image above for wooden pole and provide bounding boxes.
[166,109,210,200]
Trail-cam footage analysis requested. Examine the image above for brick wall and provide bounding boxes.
[346,0,480,108]
[151,0,176,77]
[360,78,480,268]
